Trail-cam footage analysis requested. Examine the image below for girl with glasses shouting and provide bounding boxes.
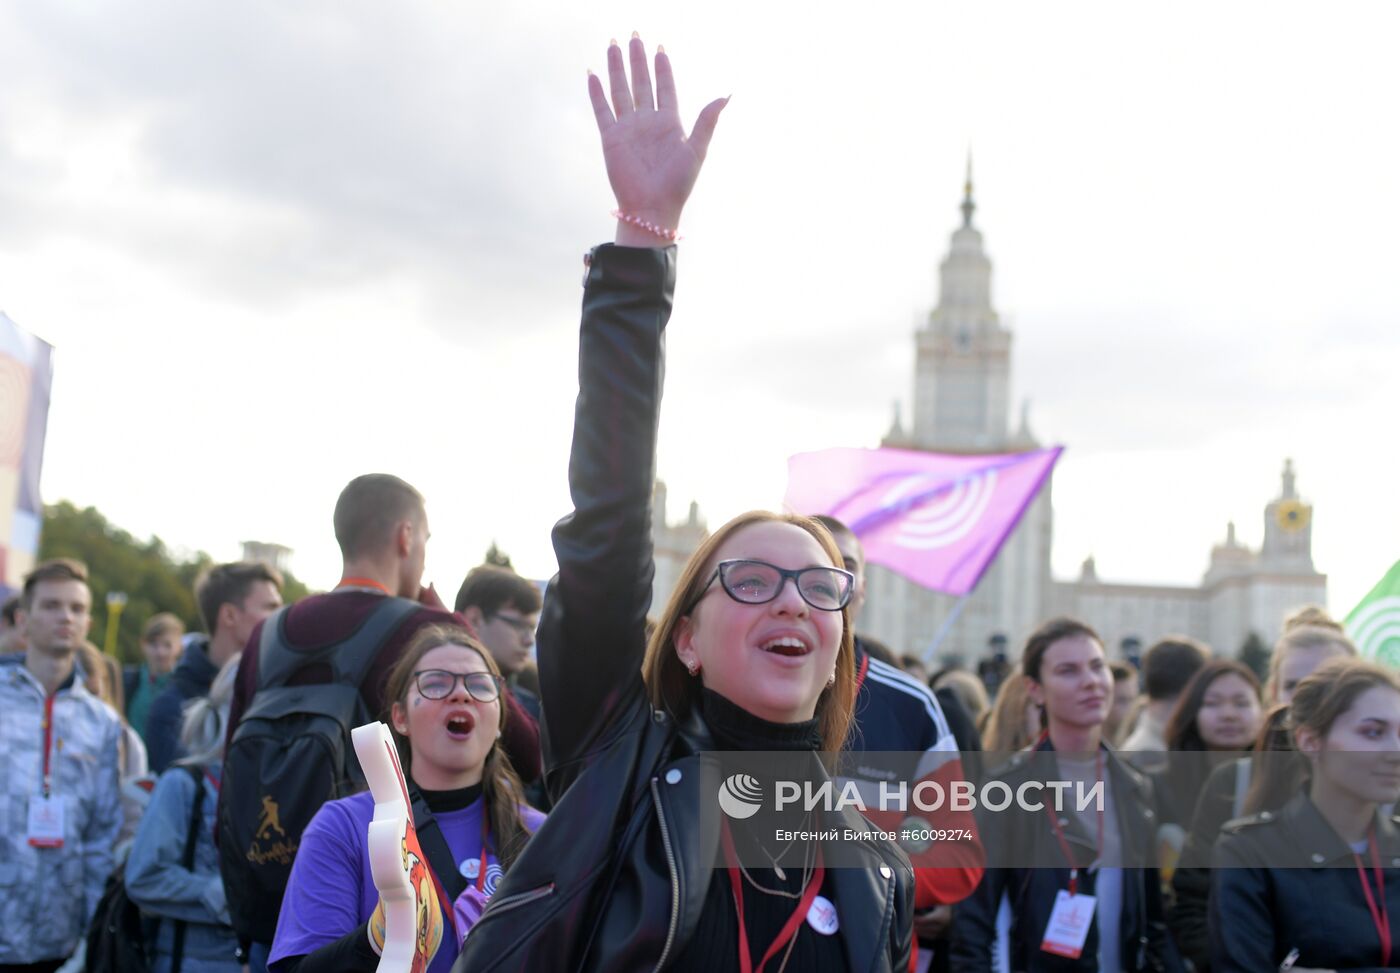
[270,626,543,973]
[454,35,913,973]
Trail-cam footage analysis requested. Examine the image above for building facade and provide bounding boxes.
[869,168,1054,663]
[652,173,1326,662]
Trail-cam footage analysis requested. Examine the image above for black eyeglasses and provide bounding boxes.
[413,669,502,702]
[490,612,536,636]
[689,559,854,613]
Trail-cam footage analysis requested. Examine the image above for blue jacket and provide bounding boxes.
[145,636,218,773]
[125,761,241,973]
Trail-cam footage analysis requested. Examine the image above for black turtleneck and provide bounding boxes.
[417,781,483,813]
[669,690,846,973]
[701,688,822,752]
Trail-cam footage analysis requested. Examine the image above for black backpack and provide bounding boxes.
[217,596,419,945]
[87,766,205,973]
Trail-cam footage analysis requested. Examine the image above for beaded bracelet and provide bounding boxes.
[611,209,682,242]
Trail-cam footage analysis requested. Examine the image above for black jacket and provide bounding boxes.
[453,244,913,972]
[1169,756,1252,972]
[949,739,1182,972]
[1209,792,1400,973]
[145,634,218,772]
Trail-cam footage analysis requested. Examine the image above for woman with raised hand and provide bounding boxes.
[949,617,1179,972]
[269,626,542,973]
[1209,657,1400,972]
[453,35,914,972]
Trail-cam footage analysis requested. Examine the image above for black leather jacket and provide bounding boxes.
[453,244,913,972]
[949,739,1182,973]
[1209,792,1400,973]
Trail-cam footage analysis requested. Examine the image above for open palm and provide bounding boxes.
[588,37,726,234]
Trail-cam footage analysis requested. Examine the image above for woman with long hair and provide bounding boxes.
[126,655,243,973]
[452,37,913,972]
[1164,661,1263,755]
[950,617,1176,972]
[1209,657,1400,971]
[269,626,542,973]
[1168,609,1355,970]
[1158,661,1263,828]
[979,670,1041,756]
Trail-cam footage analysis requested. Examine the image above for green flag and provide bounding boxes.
[1346,560,1400,668]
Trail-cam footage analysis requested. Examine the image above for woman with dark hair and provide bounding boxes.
[452,36,913,972]
[1210,657,1400,972]
[1157,661,1263,829]
[269,625,542,973]
[1164,661,1263,755]
[950,617,1179,972]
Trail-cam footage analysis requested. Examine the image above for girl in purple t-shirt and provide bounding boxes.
[268,624,545,973]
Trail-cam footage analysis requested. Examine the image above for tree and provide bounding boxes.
[38,501,310,664]
[1239,631,1270,682]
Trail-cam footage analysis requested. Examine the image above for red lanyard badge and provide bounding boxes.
[1041,742,1104,896]
[41,693,57,798]
[1354,830,1392,966]
[721,819,826,973]
[474,814,491,893]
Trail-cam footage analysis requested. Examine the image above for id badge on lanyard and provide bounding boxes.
[1040,743,1104,960]
[1041,889,1097,958]
[29,693,65,848]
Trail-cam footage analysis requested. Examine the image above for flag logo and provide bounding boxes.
[1347,561,1400,669]
[785,445,1062,595]
[717,774,764,819]
[881,469,999,550]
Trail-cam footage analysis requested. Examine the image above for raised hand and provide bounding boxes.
[587,35,726,247]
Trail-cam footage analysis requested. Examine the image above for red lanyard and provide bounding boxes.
[1354,830,1392,966]
[338,577,390,594]
[1041,743,1104,896]
[721,819,826,973]
[474,814,490,893]
[40,693,57,798]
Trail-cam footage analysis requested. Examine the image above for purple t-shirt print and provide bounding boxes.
[269,790,545,973]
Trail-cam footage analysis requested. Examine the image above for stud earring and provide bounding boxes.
[685,660,700,677]
[827,671,836,687]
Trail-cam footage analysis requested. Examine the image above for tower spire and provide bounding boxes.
[960,149,975,228]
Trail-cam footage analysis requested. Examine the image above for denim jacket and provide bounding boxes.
[125,761,241,972]
[0,660,123,964]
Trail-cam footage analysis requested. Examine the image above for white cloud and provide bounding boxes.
[2,0,1397,621]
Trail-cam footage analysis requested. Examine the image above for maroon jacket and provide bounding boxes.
[225,588,541,783]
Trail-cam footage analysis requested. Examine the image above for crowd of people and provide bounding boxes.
[2,36,1397,973]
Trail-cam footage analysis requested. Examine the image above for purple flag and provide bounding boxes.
[784,445,1063,596]
[0,312,54,594]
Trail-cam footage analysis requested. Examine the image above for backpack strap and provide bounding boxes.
[328,597,422,686]
[169,765,206,973]
[255,597,422,691]
[410,785,470,903]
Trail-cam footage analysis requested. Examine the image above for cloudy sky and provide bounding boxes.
[2,1,1396,624]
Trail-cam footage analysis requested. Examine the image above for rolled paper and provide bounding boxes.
[352,722,442,973]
